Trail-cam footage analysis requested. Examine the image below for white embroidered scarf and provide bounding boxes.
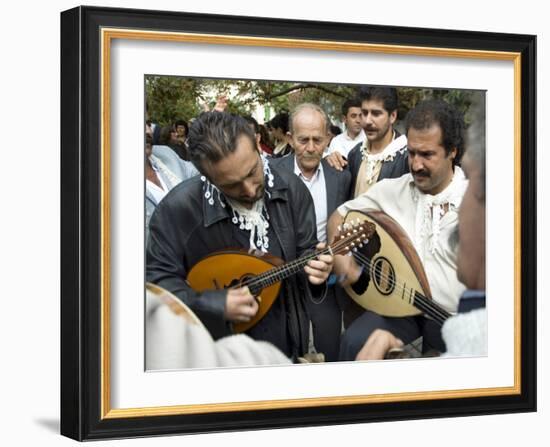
[360,134,407,185]
[225,197,271,252]
[413,166,468,255]
[201,155,274,252]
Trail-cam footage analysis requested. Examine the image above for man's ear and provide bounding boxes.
[389,110,397,125]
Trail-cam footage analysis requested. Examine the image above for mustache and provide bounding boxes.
[412,170,430,178]
[365,126,378,132]
[301,154,322,160]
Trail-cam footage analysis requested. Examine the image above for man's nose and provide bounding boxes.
[241,180,257,198]
[410,155,423,172]
[306,139,317,151]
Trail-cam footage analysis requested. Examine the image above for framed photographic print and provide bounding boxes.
[60,5,536,441]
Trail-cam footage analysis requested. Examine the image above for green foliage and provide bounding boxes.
[145,75,483,128]
[397,87,481,125]
[145,76,202,126]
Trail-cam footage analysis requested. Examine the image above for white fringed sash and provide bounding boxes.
[413,166,467,256]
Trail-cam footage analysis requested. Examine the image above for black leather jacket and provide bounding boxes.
[146,164,319,358]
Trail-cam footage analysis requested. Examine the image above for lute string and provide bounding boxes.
[351,251,450,324]
[238,225,370,291]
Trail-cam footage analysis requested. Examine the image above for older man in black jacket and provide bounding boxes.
[146,112,333,360]
[271,103,351,361]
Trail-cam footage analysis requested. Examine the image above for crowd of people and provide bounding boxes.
[144,86,487,369]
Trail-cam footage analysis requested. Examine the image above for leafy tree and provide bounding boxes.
[145,76,202,126]
[145,76,483,129]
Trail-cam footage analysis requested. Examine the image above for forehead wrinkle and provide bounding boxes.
[291,108,328,134]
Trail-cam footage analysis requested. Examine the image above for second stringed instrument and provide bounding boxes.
[187,219,375,333]
[343,210,451,325]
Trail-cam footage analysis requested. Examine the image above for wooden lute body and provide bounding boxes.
[343,210,451,324]
[187,220,374,332]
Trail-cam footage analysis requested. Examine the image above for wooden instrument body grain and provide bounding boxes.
[186,221,374,333]
[344,210,433,318]
[187,250,284,333]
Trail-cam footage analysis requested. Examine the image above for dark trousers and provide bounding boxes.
[339,310,446,361]
[305,287,343,362]
[247,292,292,357]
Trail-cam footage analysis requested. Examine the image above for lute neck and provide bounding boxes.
[245,220,373,296]
[248,246,332,295]
[412,291,451,326]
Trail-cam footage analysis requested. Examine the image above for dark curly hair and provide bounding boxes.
[405,99,465,166]
[356,86,398,113]
[187,112,256,172]
[267,112,290,133]
[341,98,362,116]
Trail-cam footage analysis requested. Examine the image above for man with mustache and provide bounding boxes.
[327,99,468,360]
[326,87,409,199]
[354,103,487,360]
[271,103,351,361]
[146,111,333,360]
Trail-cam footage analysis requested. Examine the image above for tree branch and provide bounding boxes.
[266,84,347,101]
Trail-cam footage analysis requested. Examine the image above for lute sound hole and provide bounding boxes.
[370,256,396,295]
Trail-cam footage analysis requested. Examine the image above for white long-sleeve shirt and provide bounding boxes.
[337,169,468,313]
[326,129,365,158]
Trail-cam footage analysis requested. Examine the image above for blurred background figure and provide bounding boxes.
[258,124,274,155]
[145,103,161,145]
[243,115,273,156]
[158,125,180,153]
[326,98,364,159]
[173,119,190,160]
[268,112,293,158]
[328,124,342,147]
[145,133,198,244]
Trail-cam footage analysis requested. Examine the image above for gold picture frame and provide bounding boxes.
[61,5,536,440]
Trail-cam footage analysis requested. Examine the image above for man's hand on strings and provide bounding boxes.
[224,287,259,323]
[333,253,363,287]
[304,242,334,285]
